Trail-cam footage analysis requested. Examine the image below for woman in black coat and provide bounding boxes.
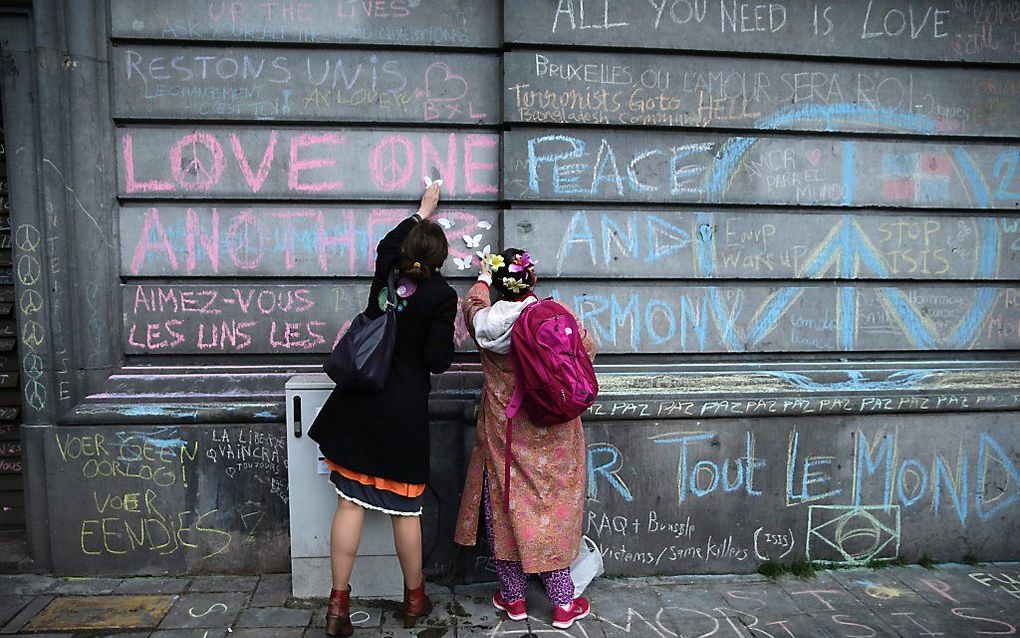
[309,183,457,636]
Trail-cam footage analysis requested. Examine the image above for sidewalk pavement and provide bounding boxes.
[1,563,1018,637]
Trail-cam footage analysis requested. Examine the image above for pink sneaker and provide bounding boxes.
[552,596,590,629]
[493,592,528,621]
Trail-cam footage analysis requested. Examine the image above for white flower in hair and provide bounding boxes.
[502,277,528,293]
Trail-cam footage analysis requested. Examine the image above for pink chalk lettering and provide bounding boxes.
[131,208,179,274]
[133,287,150,313]
[197,322,218,350]
[232,288,256,314]
[369,135,414,192]
[333,320,353,348]
[269,320,319,349]
[317,209,358,274]
[169,131,226,191]
[231,131,279,194]
[186,207,220,273]
[421,134,458,195]
[270,210,317,269]
[127,323,143,348]
[197,319,259,350]
[464,135,498,194]
[288,132,344,192]
[122,134,173,193]
[227,209,266,270]
[234,321,257,349]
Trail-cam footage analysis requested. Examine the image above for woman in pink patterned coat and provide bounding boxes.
[454,247,596,630]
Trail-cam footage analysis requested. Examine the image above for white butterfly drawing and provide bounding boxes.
[477,220,492,230]
[463,233,482,248]
[475,244,492,261]
[453,256,474,270]
[436,218,453,229]
[423,176,444,187]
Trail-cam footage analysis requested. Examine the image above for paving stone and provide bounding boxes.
[150,631,229,638]
[893,567,1010,605]
[584,581,679,638]
[652,583,732,637]
[116,578,192,595]
[308,599,387,629]
[380,624,456,638]
[717,582,809,617]
[749,613,834,637]
[0,597,31,628]
[880,606,971,637]
[828,569,931,609]
[235,606,312,628]
[777,573,872,613]
[0,575,56,595]
[251,574,292,607]
[157,592,248,629]
[22,595,173,632]
[943,604,1020,634]
[47,577,123,595]
[953,567,1020,603]
[0,595,52,634]
[447,584,501,632]
[188,576,260,593]
[375,594,457,637]
[232,630,305,638]
[806,609,902,637]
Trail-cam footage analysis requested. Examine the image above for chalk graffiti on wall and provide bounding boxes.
[111,0,497,47]
[510,103,1020,208]
[505,50,1020,136]
[115,46,498,123]
[121,205,499,277]
[118,128,499,198]
[517,208,1020,280]
[51,426,286,562]
[584,416,1019,573]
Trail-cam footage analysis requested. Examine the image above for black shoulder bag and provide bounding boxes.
[323,269,398,392]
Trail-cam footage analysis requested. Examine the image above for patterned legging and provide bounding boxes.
[483,471,574,606]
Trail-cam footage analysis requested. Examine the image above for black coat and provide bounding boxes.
[308,217,457,484]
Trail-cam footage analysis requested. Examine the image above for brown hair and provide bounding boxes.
[399,220,449,282]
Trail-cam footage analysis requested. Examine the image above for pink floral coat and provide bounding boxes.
[454,282,596,573]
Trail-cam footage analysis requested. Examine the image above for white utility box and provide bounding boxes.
[286,374,402,599]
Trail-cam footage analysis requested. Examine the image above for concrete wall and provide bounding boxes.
[0,0,1016,578]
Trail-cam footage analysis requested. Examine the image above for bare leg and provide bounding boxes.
[330,496,365,590]
[391,515,424,589]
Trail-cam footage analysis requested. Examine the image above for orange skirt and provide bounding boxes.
[324,459,426,498]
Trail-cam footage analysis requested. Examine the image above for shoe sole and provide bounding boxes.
[492,598,528,621]
[552,607,590,629]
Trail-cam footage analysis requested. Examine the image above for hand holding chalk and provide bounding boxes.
[418,180,441,220]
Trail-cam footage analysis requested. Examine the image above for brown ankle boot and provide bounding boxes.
[403,582,433,628]
[325,586,353,637]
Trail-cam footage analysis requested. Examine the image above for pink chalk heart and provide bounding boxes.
[805,149,823,166]
[424,62,468,103]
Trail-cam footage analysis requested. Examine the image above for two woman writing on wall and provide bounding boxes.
[311,184,595,635]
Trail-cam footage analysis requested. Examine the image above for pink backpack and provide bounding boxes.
[505,298,598,425]
[500,298,598,510]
